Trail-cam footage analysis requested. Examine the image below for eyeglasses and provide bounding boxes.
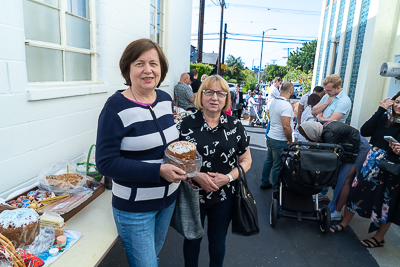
[203,89,227,98]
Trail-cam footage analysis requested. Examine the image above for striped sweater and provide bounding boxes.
[96,90,179,212]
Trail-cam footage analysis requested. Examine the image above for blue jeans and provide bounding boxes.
[261,137,288,189]
[183,195,235,267]
[112,201,176,267]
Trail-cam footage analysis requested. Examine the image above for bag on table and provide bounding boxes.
[170,181,204,240]
[232,164,260,236]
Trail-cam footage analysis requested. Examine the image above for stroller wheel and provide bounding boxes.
[270,199,278,227]
[319,206,331,233]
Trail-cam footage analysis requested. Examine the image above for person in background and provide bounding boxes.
[231,83,245,119]
[330,93,400,249]
[312,74,351,123]
[201,74,208,82]
[266,77,282,110]
[177,75,252,267]
[260,82,294,190]
[297,86,324,124]
[96,38,187,266]
[190,69,202,97]
[247,91,256,125]
[174,73,196,112]
[294,94,321,143]
[256,91,266,119]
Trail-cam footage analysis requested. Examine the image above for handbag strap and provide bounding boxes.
[237,164,248,189]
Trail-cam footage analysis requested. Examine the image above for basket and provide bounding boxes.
[0,233,26,267]
[77,144,103,182]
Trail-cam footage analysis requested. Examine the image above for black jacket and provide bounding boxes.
[321,121,360,163]
[231,91,244,109]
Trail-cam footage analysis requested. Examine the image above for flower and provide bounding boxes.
[352,177,359,187]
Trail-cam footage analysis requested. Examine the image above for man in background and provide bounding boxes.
[266,77,283,110]
[174,73,195,112]
[190,69,202,97]
[261,82,294,190]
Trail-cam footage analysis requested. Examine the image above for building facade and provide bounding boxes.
[313,0,400,127]
[0,0,192,198]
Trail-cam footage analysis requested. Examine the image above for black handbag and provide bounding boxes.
[288,147,341,190]
[378,159,400,176]
[170,181,204,240]
[232,164,260,236]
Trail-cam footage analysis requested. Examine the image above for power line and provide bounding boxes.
[191,37,305,44]
[193,4,320,16]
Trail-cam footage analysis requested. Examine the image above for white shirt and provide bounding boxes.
[267,96,293,141]
[267,84,280,109]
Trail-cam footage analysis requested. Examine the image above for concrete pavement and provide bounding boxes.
[98,120,400,267]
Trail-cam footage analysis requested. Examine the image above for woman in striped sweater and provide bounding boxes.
[96,39,186,267]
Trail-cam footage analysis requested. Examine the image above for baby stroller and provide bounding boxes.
[250,104,268,128]
[270,141,344,233]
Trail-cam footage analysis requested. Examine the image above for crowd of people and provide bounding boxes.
[95,38,400,266]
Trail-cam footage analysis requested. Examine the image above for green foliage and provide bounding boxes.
[262,65,288,82]
[285,67,313,94]
[228,78,237,83]
[190,62,214,78]
[241,69,257,92]
[225,55,244,81]
[287,40,317,73]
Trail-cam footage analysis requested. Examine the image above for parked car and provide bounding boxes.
[291,82,302,99]
[228,82,236,92]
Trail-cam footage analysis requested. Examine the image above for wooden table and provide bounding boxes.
[51,190,118,267]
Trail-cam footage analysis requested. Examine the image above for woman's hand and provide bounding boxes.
[160,164,187,183]
[207,172,230,188]
[389,142,400,155]
[379,97,394,110]
[193,172,219,192]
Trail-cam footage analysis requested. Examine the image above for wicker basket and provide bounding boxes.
[0,233,26,267]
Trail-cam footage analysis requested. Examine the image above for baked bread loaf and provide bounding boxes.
[166,141,197,173]
[0,208,40,248]
[46,173,84,189]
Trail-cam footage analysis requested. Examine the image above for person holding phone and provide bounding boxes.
[329,92,400,249]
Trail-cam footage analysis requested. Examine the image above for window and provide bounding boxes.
[23,0,96,83]
[150,0,164,48]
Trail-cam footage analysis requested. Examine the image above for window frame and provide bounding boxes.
[24,0,98,85]
[150,0,164,48]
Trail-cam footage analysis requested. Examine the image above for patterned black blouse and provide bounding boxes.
[177,110,250,204]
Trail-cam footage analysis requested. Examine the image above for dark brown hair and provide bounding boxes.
[307,93,321,107]
[119,38,168,88]
[386,91,400,127]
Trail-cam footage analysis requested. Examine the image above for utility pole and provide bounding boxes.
[283,47,294,71]
[217,0,225,75]
[221,23,227,76]
[197,0,205,63]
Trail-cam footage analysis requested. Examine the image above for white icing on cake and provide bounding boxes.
[0,208,39,229]
[168,141,196,154]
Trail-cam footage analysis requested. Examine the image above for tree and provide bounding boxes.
[225,55,244,81]
[262,64,287,82]
[190,62,214,78]
[285,67,313,94]
[240,69,257,93]
[287,40,317,73]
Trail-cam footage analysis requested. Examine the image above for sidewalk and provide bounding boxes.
[245,118,400,267]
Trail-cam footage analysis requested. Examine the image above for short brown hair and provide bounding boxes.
[274,77,282,83]
[323,74,342,88]
[194,75,231,111]
[119,38,168,88]
[280,81,293,93]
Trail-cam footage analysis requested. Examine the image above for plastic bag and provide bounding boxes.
[25,226,55,255]
[76,144,103,182]
[164,151,202,178]
[38,161,89,194]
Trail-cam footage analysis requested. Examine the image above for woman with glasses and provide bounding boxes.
[177,75,252,267]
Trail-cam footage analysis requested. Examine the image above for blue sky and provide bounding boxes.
[191,0,323,69]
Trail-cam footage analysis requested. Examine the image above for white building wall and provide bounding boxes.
[0,0,192,198]
[313,0,400,128]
